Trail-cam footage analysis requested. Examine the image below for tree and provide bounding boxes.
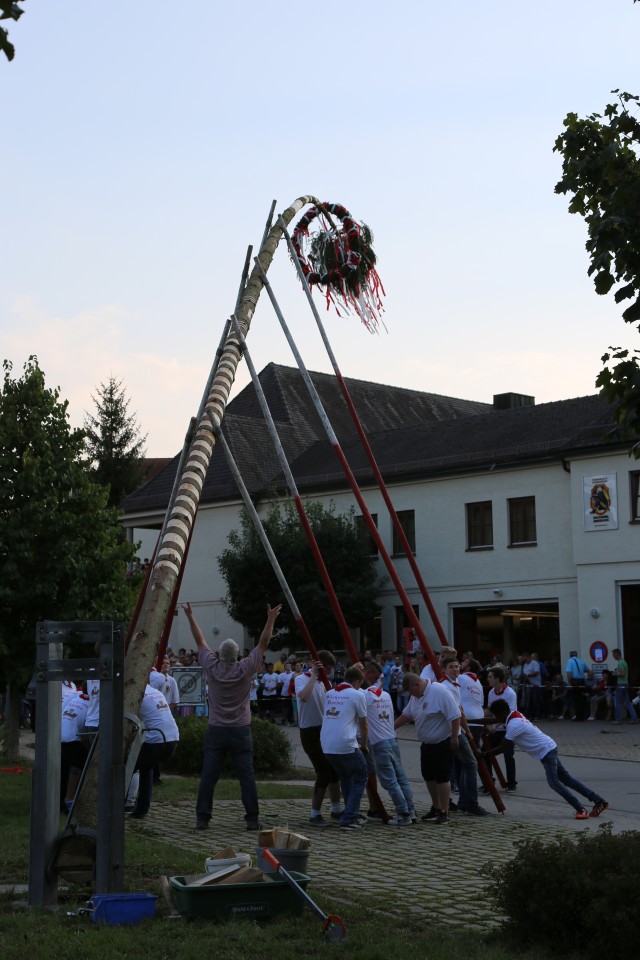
[0,357,137,761]
[218,499,385,650]
[0,1,24,61]
[84,376,147,509]
[554,90,640,455]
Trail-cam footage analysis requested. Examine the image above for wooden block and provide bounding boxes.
[209,845,236,860]
[274,828,291,849]
[186,864,243,886]
[217,866,264,885]
[286,832,310,851]
[258,829,277,847]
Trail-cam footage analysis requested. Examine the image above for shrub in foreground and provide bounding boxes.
[485,824,640,957]
[166,715,293,777]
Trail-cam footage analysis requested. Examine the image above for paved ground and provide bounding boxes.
[121,718,640,929]
[13,721,639,926]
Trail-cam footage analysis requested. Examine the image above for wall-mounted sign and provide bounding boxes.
[583,473,618,531]
[589,641,608,663]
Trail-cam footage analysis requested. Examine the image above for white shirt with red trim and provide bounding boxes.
[61,680,77,701]
[420,664,436,682]
[458,672,485,721]
[61,692,90,742]
[439,676,462,708]
[140,685,180,744]
[364,684,395,745]
[85,677,100,728]
[504,711,556,760]
[294,671,326,728]
[320,683,367,755]
[402,681,459,744]
[488,684,517,713]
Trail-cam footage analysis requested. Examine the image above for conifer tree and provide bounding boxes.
[84,376,147,508]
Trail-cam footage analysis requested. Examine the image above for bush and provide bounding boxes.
[485,824,640,957]
[166,715,293,778]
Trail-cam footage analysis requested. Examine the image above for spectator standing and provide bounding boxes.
[611,648,638,723]
[183,601,282,830]
[565,650,589,721]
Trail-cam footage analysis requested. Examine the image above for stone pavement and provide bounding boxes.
[125,718,640,930]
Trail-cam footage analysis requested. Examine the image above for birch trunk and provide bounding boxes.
[73,196,318,828]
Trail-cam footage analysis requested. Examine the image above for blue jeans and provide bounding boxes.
[325,750,368,825]
[196,725,259,824]
[614,687,638,722]
[540,748,601,812]
[371,738,414,817]
[453,732,479,811]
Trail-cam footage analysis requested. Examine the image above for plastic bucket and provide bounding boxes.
[255,847,309,873]
[89,893,156,925]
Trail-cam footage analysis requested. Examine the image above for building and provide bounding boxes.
[120,364,640,681]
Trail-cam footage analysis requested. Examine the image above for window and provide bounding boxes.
[355,512,378,556]
[631,472,640,523]
[508,496,537,546]
[392,509,416,555]
[466,501,493,549]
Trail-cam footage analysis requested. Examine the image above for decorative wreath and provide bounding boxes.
[291,202,386,332]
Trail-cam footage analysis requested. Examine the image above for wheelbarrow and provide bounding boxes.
[261,848,347,943]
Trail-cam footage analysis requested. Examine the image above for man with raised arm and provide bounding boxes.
[183,601,282,831]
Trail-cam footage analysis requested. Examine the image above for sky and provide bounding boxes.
[2,1,639,456]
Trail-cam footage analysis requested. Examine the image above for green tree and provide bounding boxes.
[84,376,147,509]
[218,499,384,650]
[0,1,24,61]
[0,357,137,761]
[554,89,640,455]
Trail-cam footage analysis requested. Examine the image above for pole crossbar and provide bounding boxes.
[279,217,449,649]
[212,423,330,690]
[228,313,359,666]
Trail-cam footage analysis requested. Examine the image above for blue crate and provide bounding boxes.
[89,893,156,925]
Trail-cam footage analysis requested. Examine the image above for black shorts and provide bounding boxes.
[420,738,452,784]
[299,725,339,788]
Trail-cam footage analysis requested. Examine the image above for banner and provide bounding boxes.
[583,473,618,531]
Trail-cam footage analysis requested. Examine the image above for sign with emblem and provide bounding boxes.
[583,473,618,531]
[170,667,206,705]
[589,641,608,663]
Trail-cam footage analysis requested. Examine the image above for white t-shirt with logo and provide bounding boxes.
[140,685,180,744]
[402,681,459,744]
[504,711,555,760]
[61,692,90,742]
[320,684,367,755]
[261,673,280,697]
[364,685,395,745]
[85,678,100,728]
[458,672,485,721]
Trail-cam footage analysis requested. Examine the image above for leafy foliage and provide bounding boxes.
[0,1,24,62]
[84,376,147,508]
[218,500,383,649]
[554,89,640,454]
[485,824,640,957]
[166,715,293,777]
[0,357,137,696]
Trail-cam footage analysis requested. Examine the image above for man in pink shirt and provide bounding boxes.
[183,601,282,831]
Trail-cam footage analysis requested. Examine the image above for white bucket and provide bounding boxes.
[204,854,252,874]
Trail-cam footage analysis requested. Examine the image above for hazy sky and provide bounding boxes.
[3,2,639,456]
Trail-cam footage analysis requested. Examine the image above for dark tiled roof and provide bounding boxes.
[121,364,618,514]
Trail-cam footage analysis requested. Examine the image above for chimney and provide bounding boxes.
[493,392,535,410]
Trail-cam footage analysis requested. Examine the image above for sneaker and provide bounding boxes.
[408,810,418,824]
[340,820,364,830]
[448,799,458,812]
[586,716,596,721]
[435,811,450,825]
[589,800,609,818]
[245,820,262,831]
[366,810,384,822]
[330,810,344,821]
[575,808,590,820]
[309,815,331,828]
[195,819,209,830]
[421,807,440,822]
[506,784,517,792]
[387,815,412,826]
[464,806,489,817]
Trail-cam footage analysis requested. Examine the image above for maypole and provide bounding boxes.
[73,196,319,828]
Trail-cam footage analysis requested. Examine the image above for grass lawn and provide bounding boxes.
[0,757,559,960]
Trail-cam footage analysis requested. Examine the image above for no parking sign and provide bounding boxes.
[589,641,608,663]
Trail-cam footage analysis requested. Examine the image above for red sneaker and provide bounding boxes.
[589,800,609,818]
[575,808,590,820]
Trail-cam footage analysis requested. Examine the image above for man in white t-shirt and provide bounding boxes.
[419,645,457,682]
[395,672,460,825]
[362,662,415,825]
[486,699,608,820]
[130,684,180,819]
[320,665,368,830]
[160,657,180,713]
[60,690,90,811]
[295,651,342,827]
[485,665,518,791]
[440,658,488,817]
